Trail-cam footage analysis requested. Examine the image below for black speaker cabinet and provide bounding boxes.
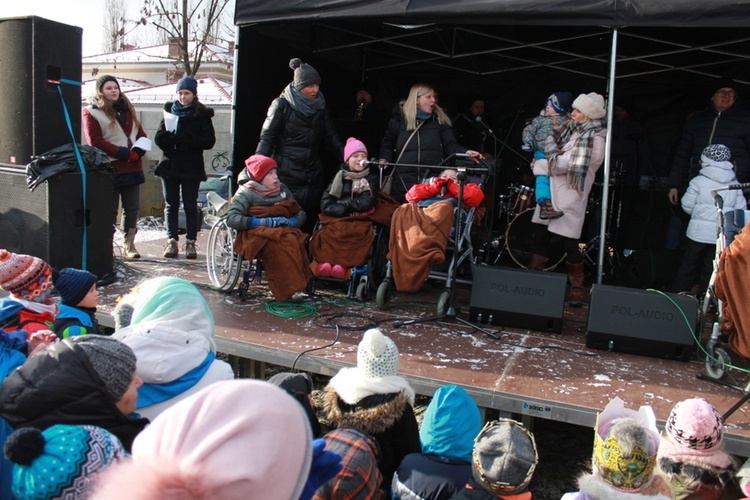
[586,284,699,361]
[0,167,115,279]
[469,263,567,333]
[0,16,82,166]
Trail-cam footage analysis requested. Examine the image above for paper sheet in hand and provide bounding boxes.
[163,111,179,132]
[132,137,152,152]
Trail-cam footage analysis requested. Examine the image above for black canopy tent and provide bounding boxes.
[232,0,750,280]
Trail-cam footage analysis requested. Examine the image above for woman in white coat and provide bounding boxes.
[527,92,607,306]
[112,276,234,421]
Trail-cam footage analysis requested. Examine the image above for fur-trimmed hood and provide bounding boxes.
[323,386,412,436]
[576,472,673,499]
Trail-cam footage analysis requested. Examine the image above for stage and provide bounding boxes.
[97,229,750,458]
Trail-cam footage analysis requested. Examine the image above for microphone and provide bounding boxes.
[358,159,378,168]
[474,116,494,135]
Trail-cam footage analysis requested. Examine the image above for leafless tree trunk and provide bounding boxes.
[103,0,128,53]
[140,0,234,77]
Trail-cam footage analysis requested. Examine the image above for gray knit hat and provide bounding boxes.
[472,419,538,495]
[74,336,137,402]
[290,58,321,90]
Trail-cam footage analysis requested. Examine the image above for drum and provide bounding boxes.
[505,209,566,270]
[510,185,535,215]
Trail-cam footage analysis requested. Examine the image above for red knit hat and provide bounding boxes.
[0,250,53,302]
[244,155,277,181]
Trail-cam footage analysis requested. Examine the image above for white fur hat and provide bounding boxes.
[357,328,399,378]
[572,92,607,120]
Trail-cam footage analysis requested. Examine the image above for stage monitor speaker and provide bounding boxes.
[586,284,699,361]
[0,16,82,166]
[0,166,115,279]
[469,263,567,333]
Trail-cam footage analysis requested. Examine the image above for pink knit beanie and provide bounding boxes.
[344,137,367,162]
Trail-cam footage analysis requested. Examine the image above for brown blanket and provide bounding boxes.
[715,227,750,358]
[233,199,310,302]
[308,192,401,267]
[387,201,455,292]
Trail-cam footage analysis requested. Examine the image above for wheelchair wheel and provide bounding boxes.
[437,290,450,315]
[356,281,369,302]
[376,279,392,309]
[705,346,732,380]
[206,218,242,293]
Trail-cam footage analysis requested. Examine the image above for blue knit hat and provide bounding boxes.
[5,425,125,499]
[547,92,573,114]
[53,268,97,306]
[176,76,198,95]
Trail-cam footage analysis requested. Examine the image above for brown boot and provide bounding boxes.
[163,238,178,258]
[123,228,141,259]
[184,239,197,260]
[566,261,586,306]
[527,253,548,271]
[538,200,564,220]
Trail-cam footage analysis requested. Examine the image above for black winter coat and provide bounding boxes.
[320,166,380,217]
[0,339,149,452]
[668,104,750,191]
[256,97,343,213]
[379,115,467,202]
[154,101,216,181]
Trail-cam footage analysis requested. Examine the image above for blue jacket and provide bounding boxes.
[53,304,100,338]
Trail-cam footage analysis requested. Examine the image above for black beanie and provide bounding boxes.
[53,268,97,306]
[96,75,120,94]
[711,76,737,95]
[74,336,137,402]
[290,58,321,90]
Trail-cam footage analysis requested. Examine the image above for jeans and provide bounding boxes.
[114,184,140,230]
[162,177,201,240]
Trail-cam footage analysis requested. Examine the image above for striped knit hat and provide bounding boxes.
[0,250,53,303]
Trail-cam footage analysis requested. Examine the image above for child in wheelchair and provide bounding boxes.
[225,154,310,301]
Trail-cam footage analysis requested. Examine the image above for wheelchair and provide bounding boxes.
[205,215,263,300]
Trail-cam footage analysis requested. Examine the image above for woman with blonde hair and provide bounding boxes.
[379,83,483,202]
[83,75,148,259]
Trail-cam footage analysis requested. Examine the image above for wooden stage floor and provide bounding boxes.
[98,230,750,458]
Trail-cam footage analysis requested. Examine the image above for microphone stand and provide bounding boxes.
[394,169,499,339]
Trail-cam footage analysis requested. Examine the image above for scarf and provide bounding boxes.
[546,119,604,192]
[417,109,433,121]
[171,100,197,118]
[328,167,371,199]
[281,83,326,117]
[8,295,57,316]
[247,178,281,197]
[112,97,129,127]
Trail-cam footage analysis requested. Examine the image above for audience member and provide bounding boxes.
[256,58,344,234]
[453,96,495,159]
[528,92,607,306]
[268,371,322,438]
[323,328,421,495]
[312,137,380,280]
[0,335,147,452]
[93,379,340,500]
[0,250,56,338]
[738,457,750,499]
[154,76,217,259]
[52,267,101,338]
[393,384,482,499]
[82,75,148,259]
[561,397,672,499]
[225,154,311,301]
[111,276,234,421]
[657,397,740,499]
[379,83,483,202]
[522,92,573,220]
[4,424,125,500]
[450,418,538,499]
[670,144,746,296]
[313,427,385,500]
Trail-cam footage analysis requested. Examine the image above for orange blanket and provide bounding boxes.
[233,200,310,302]
[715,227,750,358]
[309,193,400,267]
[387,201,455,292]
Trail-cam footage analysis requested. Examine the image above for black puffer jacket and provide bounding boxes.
[320,165,380,217]
[668,103,750,191]
[154,101,216,181]
[379,114,467,202]
[256,97,343,212]
[0,338,149,452]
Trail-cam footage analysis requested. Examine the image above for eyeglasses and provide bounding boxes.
[715,90,736,97]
